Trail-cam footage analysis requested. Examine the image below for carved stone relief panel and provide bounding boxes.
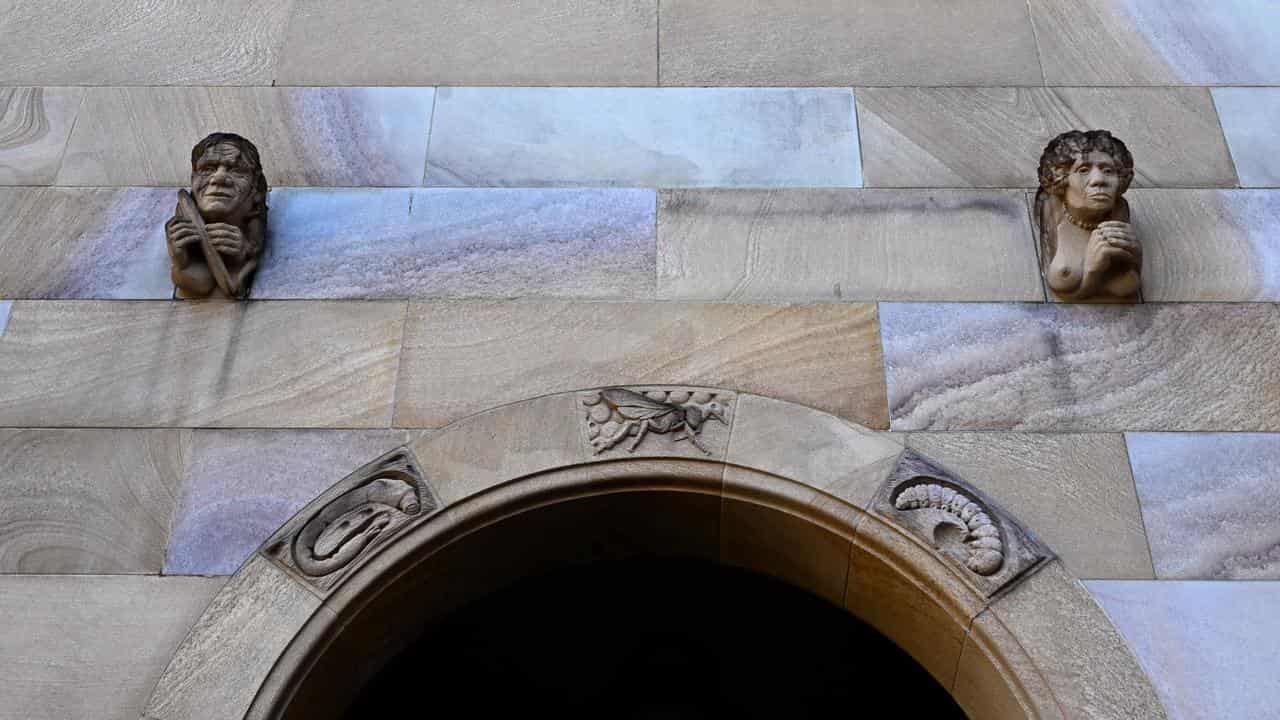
[871,450,1052,597]
[165,132,269,299]
[580,387,732,457]
[1035,129,1141,303]
[264,448,435,594]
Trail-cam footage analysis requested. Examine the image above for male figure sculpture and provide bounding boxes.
[165,133,268,299]
[1036,130,1140,303]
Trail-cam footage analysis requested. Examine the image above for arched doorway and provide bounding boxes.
[141,388,1168,720]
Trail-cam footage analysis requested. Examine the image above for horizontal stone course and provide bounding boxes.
[56,87,434,187]
[881,302,1280,431]
[254,188,655,299]
[0,300,405,428]
[658,189,1041,302]
[0,574,221,720]
[857,87,1236,188]
[394,300,889,429]
[425,87,861,187]
[1126,433,1280,580]
[1089,580,1280,720]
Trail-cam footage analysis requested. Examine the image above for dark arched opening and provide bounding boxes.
[342,557,966,719]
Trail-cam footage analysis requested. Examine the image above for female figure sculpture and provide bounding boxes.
[1036,130,1140,302]
[164,133,268,298]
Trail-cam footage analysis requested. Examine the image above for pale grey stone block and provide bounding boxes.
[881,302,1280,431]
[1088,580,1280,720]
[1130,189,1280,301]
[658,189,1040,301]
[0,301,9,336]
[0,575,221,720]
[426,88,861,187]
[1031,0,1280,85]
[1213,87,1280,188]
[253,188,655,299]
[659,0,1043,86]
[0,0,293,85]
[0,188,173,299]
[56,87,434,187]
[1127,433,1280,579]
[277,0,656,86]
[0,88,83,185]
[165,429,411,576]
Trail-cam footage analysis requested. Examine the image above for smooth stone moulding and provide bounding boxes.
[881,302,1280,431]
[425,87,862,187]
[252,188,655,300]
[1126,432,1280,580]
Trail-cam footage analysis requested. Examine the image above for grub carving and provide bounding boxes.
[582,387,729,455]
[873,451,1052,597]
[265,449,434,592]
[165,133,268,299]
[1036,129,1140,303]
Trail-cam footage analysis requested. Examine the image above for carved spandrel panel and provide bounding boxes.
[264,448,436,594]
[580,387,732,457]
[871,450,1052,597]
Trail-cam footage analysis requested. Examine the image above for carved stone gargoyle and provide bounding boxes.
[1035,129,1141,303]
[165,132,268,299]
[264,449,435,594]
[871,451,1052,597]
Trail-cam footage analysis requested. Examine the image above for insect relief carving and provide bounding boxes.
[893,481,1005,576]
[582,387,729,455]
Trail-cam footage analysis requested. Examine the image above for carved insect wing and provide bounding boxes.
[601,388,677,421]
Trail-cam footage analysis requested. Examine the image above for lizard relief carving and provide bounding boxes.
[872,451,1052,597]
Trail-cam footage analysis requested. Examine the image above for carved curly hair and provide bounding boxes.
[1037,129,1134,197]
[190,132,269,223]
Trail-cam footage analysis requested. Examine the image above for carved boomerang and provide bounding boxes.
[177,189,237,297]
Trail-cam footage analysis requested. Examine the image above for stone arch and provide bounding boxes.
[142,388,1167,720]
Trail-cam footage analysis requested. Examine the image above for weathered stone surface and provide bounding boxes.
[145,556,321,720]
[0,188,172,299]
[0,301,405,428]
[277,0,656,85]
[1129,189,1280,301]
[165,429,410,576]
[1088,580,1280,720]
[657,189,1041,302]
[0,301,9,336]
[881,302,1280,431]
[395,301,889,429]
[907,433,1153,579]
[0,429,183,574]
[0,575,221,720]
[1127,433,1280,580]
[426,87,860,187]
[1212,88,1280,188]
[0,0,294,85]
[988,562,1167,720]
[56,87,434,187]
[956,611,1066,720]
[0,88,83,185]
[1030,0,1280,85]
[659,0,1042,86]
[726,393,904,511]
[857,87,1235,188]
[253,188,655,300]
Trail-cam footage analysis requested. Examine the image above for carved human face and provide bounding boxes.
[192,142,257,223]
[1062,150,1121,219]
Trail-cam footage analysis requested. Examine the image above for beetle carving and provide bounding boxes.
[585,388,728,455]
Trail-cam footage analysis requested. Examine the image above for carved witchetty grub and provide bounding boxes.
[264,448,435,593]
[582,387,729,455]
[872,451,1052,597]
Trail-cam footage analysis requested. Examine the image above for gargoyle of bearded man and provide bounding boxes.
[165,132,268,299]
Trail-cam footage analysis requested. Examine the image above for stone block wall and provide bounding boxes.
[1,3,1279,719]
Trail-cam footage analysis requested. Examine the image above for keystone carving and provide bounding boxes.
[165,132,268,299]
[1036,129,1140,303]
[872,451,1052,597]
[264,449,435,593]
[581,387,729,456]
